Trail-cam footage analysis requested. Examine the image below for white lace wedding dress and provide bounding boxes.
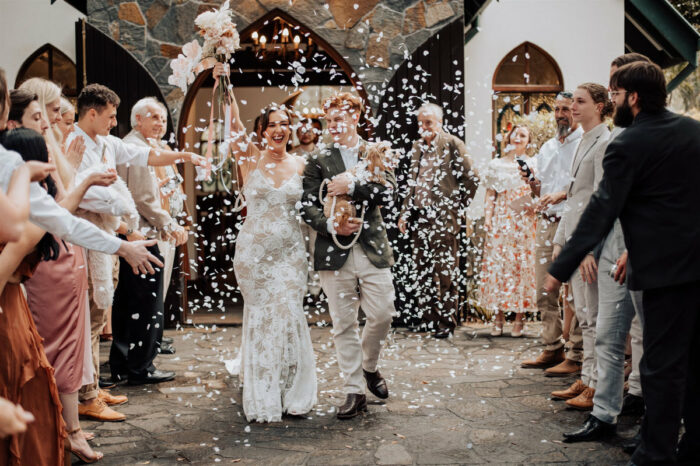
[231,168,317,422]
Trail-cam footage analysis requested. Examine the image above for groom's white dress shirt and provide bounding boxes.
[0,144,121,254]
[326,141,360,234]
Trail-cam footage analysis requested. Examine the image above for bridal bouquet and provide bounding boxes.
[168,0,240,93]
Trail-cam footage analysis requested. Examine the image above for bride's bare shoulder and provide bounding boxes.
[293,155,306,175]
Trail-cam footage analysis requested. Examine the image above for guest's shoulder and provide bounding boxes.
[0,145,23,167]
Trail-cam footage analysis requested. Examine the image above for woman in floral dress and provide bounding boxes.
[480,125,537,337]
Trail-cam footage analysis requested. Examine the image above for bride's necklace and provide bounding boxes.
[265,150,289,163]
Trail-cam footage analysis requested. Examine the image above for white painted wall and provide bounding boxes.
[0,0,84,87]
[464,0,625,216]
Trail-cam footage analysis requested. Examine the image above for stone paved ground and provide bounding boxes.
[83,323,640,465]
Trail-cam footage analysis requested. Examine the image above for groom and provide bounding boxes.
[302,92,397,419]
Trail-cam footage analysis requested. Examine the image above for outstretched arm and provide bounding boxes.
[212,62,258,179]
[59,169,118,213]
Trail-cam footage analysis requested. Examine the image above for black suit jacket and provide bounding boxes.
[301,140,397,271]
[549,110,700,290]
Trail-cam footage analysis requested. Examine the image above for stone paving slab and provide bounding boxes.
[80,323,640,465]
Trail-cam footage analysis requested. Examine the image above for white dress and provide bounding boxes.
[231,168,317,422]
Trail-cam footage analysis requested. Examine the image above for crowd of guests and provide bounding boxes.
[470,53,699,464]
[1,49,698,465]
[0,69,208,464]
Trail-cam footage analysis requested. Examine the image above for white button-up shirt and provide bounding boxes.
[532,126,583,216]
[326,141,360,233]
[0,145,121,254]
[338,142,359,170]
[68,124,150,216]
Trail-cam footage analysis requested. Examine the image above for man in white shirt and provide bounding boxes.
[520,92,584,377]
[68,84,207,419]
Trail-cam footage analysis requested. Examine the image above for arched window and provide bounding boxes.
[492,42,563,154]
[15,44,78,97]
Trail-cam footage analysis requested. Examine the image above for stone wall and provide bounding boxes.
[86,0,463,124]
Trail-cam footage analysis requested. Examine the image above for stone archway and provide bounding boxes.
[176,8,371,147]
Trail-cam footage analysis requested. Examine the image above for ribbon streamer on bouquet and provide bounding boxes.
[199,58,245,212]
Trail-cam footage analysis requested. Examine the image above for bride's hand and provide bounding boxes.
[212,62,229,80]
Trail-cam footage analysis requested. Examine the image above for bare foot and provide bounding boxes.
[68,430,103,463]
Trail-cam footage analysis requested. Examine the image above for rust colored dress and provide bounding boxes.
[0,247,65,466]
[25,239,90,394]
[479,157,538,315]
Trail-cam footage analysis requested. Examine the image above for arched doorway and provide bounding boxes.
[15,44,78,97]
[492,42,563,154]
[176,9,369,324]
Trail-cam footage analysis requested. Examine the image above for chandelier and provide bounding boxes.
[246,16,314,60]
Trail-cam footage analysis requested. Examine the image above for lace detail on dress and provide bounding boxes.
[231,169,317,422]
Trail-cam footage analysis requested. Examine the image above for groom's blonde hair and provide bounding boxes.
[323,92,364,116]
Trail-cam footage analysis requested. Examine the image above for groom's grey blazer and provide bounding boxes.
[301,139,397,271]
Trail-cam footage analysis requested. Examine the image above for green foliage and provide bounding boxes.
[673,0,700,31]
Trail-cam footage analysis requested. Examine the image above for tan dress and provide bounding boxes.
[0,247,65,466]
[478,157,537,314]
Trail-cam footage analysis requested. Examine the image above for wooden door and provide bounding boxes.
[373,18,467,325]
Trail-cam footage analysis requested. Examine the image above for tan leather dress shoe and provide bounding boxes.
[566,387,595,410]
[521,348,565,368]
[79,398,126,422]
[98,389,128,406]
[551,379,587,400]
[544,358,582,377]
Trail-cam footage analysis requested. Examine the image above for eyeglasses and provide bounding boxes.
[608,90,626,100]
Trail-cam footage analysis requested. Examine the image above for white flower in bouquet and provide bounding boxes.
[167,39,202,92]
[194,0,240,61]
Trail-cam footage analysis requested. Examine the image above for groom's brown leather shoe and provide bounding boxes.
[337,394,367,420]
[363,370,389,399]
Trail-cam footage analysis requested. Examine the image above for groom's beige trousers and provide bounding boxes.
[319,245,396,395]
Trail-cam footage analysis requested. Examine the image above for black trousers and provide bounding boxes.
[109,242,164,380]
[409,208,460,332]
[632,280,700,465]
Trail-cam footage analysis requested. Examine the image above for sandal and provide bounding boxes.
[490,325,503,337]
[83,431,95,441]
[67,427,103,463]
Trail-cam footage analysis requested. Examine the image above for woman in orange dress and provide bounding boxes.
[0,132,65,465]
[479,125,538,337]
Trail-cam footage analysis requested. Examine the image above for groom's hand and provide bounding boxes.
[327,173,353,196]
[335,218,362,236]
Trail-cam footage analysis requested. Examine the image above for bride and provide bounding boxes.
[214,64,317,422]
